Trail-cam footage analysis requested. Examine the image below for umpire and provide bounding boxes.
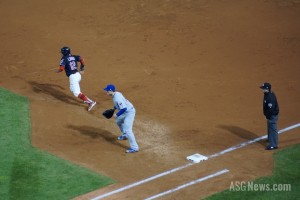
[260,82,279,150]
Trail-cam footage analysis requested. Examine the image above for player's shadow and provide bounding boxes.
[67,125,128,149]
[217,125,265,146]
[28,81,80,106]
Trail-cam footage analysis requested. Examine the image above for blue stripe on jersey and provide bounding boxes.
[116,108,127,117]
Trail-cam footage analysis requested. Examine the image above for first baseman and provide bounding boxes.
[104,84,139,153]
[56,47,96,111]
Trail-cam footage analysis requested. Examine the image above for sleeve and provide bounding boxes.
[117,100,126,110]
[76,55,85,71]
[59,58,66,67]
[265,95,276,119]
[57,58,65,72]
[79,57,85,65]
[270,94,279,115]
[116,108,127,117]
[265,106,272,119]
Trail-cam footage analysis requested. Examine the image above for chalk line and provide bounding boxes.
[144,169,229,200]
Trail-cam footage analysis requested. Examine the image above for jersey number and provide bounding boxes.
[69,61,77,70]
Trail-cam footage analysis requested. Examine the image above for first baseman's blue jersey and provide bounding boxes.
[60,55,81,77]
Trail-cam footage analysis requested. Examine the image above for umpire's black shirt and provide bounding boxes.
[263,91,279,119]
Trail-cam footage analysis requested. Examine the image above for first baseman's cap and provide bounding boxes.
[104,84,115,92]
[260,82,271,90]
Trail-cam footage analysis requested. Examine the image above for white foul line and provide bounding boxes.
[91,163,194,200]
[144,169,230,200]
[91,123,300,200]
[208,123,300,158]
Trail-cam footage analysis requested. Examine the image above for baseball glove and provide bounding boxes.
[102,108,115,119]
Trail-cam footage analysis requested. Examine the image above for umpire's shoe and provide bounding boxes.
[265,146,278,150]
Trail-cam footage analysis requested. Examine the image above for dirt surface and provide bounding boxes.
[1,0,300,199]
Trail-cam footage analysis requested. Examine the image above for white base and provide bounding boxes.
[186,153,208,163]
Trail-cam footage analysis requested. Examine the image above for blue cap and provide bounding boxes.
[104,84,115,92]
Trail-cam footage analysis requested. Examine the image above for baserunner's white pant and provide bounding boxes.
[69,72,81,97]
[116,107,139,151]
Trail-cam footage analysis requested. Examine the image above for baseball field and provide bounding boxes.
[1,0,300,199]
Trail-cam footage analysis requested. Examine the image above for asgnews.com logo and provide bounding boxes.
[230,181,291,192]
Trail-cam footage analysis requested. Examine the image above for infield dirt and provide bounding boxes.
[1,0,300,199]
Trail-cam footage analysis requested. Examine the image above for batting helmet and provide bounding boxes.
[61,47,71,56]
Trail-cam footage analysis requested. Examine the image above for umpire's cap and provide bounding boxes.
[104,84,116,92]
[260,82,271,90]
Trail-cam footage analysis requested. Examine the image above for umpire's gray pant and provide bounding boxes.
[267,115,279,147]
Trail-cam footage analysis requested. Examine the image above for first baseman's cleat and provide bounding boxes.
[117,135,127,140]
[88,101,97,111]
[265,146,278,150]
[125,148,139,153]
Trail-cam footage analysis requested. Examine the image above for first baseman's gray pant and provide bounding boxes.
[116,108,139,151]
[267,115,279,147]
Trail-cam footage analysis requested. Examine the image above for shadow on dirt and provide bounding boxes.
[217,125,266,146]
[67,125,128,149]
[28,81,80,106]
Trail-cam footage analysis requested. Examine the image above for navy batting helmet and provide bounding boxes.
[61,47,71,56]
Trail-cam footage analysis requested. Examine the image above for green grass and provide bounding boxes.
[206,143,300,200]
[0,88,115,200]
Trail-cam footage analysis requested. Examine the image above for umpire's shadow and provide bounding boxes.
[67,125,128,149]
[28,81,80,106]
[217,125,265,147]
